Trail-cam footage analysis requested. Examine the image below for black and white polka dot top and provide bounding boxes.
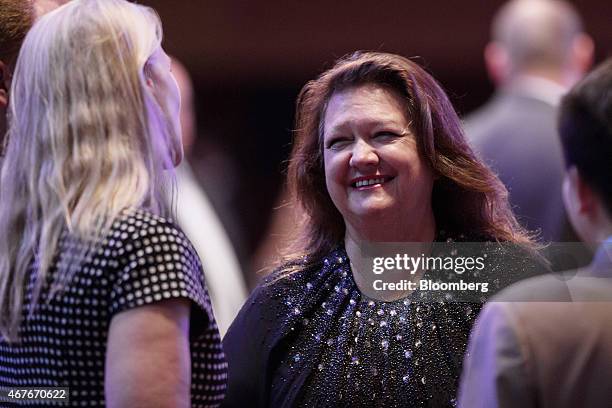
[0,209,227,406]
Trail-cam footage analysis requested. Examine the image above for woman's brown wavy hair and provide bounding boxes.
[280,51,535,272]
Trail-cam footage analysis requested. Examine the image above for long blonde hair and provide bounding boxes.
[0,0,179,341]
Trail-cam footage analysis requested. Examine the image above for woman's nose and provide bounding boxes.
[349,140,379,169]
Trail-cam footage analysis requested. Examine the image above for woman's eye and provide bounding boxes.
[326,138,351,149]
[374,131,399,140]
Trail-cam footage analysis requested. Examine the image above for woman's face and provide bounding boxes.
[146,47,183,166]
[322,83,435,232]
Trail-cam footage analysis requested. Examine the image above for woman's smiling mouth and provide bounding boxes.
[350,175,394,189]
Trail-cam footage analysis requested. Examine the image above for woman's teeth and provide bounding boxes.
[355,178,386,187]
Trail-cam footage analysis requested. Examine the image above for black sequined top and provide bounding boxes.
[223,239,544,408]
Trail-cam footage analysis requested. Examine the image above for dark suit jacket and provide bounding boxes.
[465,81,574,242]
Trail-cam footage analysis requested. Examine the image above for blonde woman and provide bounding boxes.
[0,0,226,406]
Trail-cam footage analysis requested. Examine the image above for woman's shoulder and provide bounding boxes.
[257,247,348,294]
[105,208,198,258]
[223,248,346,354]
[248,259,320,306]
[231,247,348,328]
[105,207,203,276]
[222,247,348,403]
[474,240,551,296]
[109,208,185,240]
[102,208,212,320]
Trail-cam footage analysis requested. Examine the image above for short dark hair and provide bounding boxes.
[559,58,612,216]
[0,0,34,65]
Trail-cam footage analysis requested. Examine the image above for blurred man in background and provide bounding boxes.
[465,0,593,242]
[172,59,247,336]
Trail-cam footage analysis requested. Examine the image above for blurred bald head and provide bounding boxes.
[486,0,593,86]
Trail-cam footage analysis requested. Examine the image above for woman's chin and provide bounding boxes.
[348,193,396,212]
[348,202,396,220]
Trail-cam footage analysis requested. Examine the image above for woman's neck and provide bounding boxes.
[344,210,436,301]
[344,205,436,243]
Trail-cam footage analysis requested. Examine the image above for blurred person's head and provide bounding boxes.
[0,0,181,340]
[485,0,593,87]
[171,58,196,155]
[0,0,34,145]
[559,59,612,244]
[284,51,533,265]
[0,0,60,149]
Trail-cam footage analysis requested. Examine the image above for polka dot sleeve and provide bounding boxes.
[108,210,214,325]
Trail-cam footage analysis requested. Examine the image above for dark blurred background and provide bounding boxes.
[140,0,611,285]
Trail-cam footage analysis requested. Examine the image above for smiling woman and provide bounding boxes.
[222,51,540,407]
[323,84,436,243]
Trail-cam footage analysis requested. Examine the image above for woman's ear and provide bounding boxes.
[0,60,10,109]
[143,61,156,90]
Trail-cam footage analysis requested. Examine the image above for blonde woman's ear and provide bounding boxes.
[0,61,9,108]
[0,89,7,109]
